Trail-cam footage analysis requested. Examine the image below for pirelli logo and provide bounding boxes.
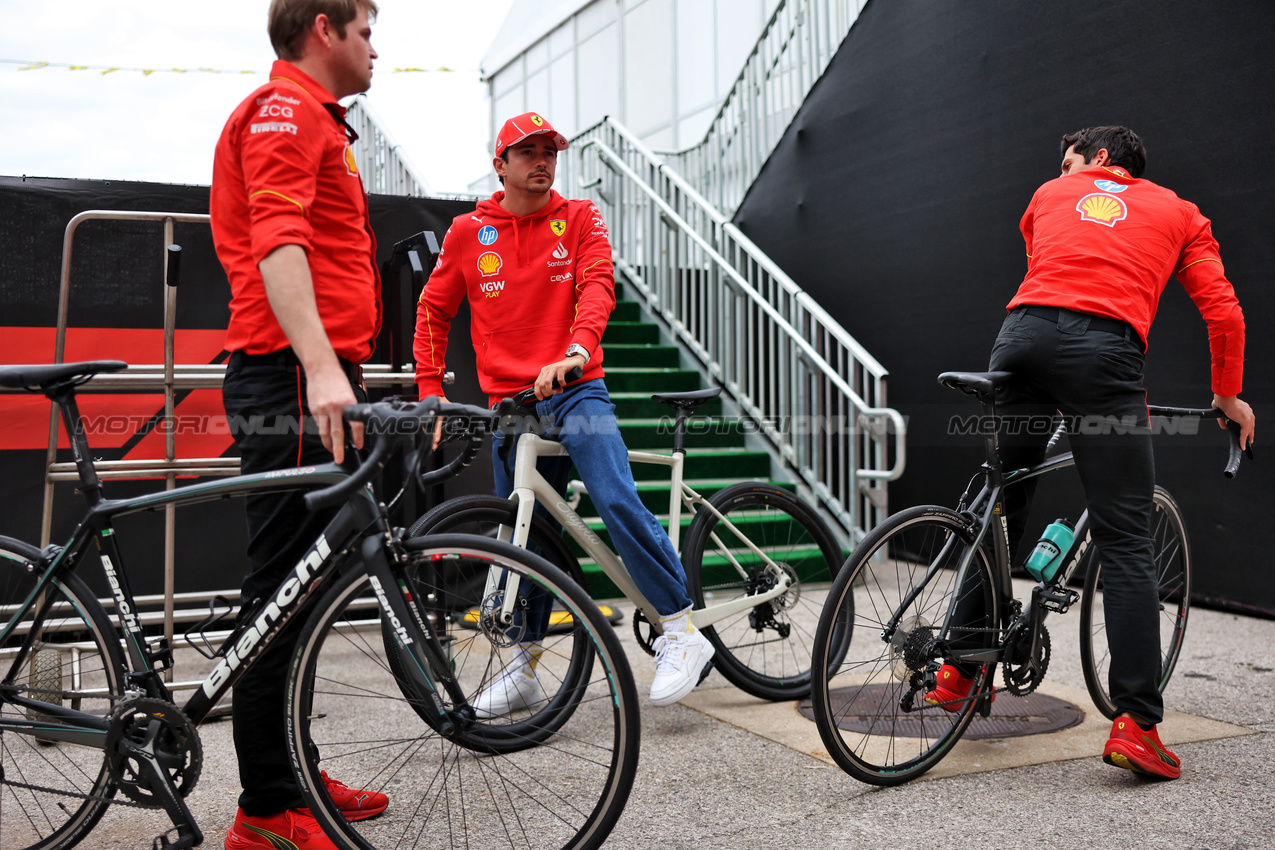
[250,122,298,135]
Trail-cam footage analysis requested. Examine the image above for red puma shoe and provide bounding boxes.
[322,771,389,820]
[225,808,337,850]
[1103,717,1181,779]
[923,664,991,713]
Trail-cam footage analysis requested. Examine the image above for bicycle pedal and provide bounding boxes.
[152,827,198,850]
[697,658,714,685]
[148,637,175,673]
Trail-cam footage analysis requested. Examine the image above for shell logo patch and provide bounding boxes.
[477,252,503,276]
[1076,193,1127,227]
[343,144,359,177]
[550,219,566,236]
[530,114,544,127]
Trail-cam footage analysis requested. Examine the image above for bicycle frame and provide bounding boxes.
[488,432,794,632]
[0,460,462,746]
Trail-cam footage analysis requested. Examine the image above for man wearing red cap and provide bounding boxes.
[415,112,714,710]
[211,1,387,846]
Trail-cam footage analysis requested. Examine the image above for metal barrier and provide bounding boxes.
[560,120,903,543]
[41,210,420,689]
[659,0,867,216]
[345,95,433,197]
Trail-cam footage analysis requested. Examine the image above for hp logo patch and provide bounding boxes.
[1094,180,1127,193]
[478,225,499,245]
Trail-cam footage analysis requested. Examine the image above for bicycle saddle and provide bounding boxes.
[651,387,722,411]
[937,371,1013,400]
[0,360,127,391]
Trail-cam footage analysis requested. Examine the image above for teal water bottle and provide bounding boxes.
[1024,518,1075,583]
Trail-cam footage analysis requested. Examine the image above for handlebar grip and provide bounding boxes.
[1223,419,1251,479]
[553,365,585,390]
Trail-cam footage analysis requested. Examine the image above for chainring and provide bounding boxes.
[1002,622,1051,696]
[105,698,202,807]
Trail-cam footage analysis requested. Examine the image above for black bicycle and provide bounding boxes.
[809,369,1248,785]
[0,360,639,850]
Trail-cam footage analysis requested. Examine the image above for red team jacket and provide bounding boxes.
[1008,165,1244,396]
[415,190,615,404]
[211,60,381,364]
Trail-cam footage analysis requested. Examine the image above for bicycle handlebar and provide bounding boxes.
[1147,406,1252,479]
[302,396,525,511]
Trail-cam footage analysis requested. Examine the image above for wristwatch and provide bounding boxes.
[565,343,590,364]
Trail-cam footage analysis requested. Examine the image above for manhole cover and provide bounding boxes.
[798,685,1083,739]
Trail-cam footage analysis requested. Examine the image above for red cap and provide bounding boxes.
[494,112,568,157]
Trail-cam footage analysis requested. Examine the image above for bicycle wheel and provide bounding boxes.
[0,536,127,850]
[288,534,639,850]
[403,495,595,748]
[683,482,846,700]
[810,506,999,785]
[1078,486,1191,720]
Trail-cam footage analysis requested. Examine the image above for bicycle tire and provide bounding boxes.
[810,506,999,786]
[288,533,640,850]
[0,536,127,850]
[682,483,846,700]
[402,495,595,749]
[1077,486,1191,720]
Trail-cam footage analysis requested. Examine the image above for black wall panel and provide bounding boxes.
[735,0,1272,613]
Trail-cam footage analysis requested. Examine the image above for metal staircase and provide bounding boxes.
[559,118,904,546]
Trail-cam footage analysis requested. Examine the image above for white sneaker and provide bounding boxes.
[472,656,545,719]
[649,629,715,706]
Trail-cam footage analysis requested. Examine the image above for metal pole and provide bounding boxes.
[162,217,178,679]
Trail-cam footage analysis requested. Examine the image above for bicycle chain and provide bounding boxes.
[0,776,147,809]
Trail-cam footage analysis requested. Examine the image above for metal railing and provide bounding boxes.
[345,95,432,197]
[561,119,903,543]
[659,0,867,216]
[38,210,421,681]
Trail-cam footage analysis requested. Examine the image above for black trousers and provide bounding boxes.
[989,306,1162,724]
[222,350,365,815]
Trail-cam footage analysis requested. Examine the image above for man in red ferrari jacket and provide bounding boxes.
[928,126,1255,780]
[415,112,713,711]
[211,1,386,846]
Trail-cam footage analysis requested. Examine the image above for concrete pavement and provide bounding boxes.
[76,594,1275,849]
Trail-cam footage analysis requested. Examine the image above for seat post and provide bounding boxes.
[980,395,1006,490]
[672,408,688,455]
[50,386,104,507]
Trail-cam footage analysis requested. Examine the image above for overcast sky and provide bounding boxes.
[0,0,516,194]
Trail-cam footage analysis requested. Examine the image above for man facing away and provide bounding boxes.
[926,126,1255,779]
[414,112,715,710]
[211,1,388,846]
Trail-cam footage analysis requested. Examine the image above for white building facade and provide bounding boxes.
[470,0,781,193]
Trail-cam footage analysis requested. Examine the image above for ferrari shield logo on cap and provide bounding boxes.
[550,219,566,236]
[1076,193,1128,227]
[530,114,544,127]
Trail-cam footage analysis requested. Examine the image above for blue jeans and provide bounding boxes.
[492,379,693,640]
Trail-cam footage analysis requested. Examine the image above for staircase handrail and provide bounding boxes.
[565,123,905,539]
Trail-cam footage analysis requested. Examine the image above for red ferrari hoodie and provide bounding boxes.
[415,190,615,403]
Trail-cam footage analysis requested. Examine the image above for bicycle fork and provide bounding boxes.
[361,537,471,734]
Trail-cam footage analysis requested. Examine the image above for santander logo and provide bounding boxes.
[548,242,571,267]
[552,242,568,259]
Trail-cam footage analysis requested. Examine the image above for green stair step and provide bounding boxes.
[602,344,680,368]
[610,393,723,418]
[630,448,771,481]
[602,368,701,393]
[574,478,792,516]
[601,322,660,345]
[617,419,747,449]
[610,301,642,322]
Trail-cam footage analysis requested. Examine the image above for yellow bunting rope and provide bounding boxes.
[3,59,456,75]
